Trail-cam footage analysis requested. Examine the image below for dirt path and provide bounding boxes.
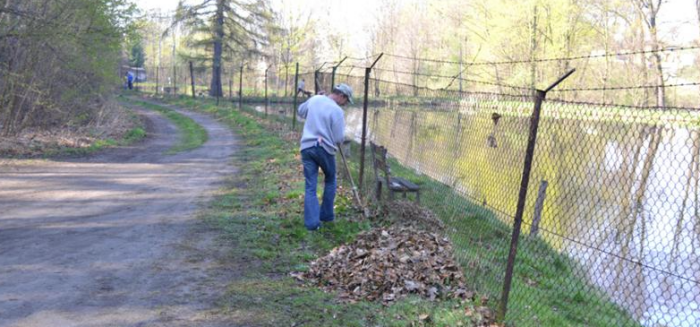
[0,100,240,327]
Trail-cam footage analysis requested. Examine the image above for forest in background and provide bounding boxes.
[2,0,700,139]
[135,0,700,108]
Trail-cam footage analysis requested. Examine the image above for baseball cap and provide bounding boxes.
[333,83,354,104]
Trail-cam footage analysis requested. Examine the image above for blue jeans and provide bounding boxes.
[301,145,336,230]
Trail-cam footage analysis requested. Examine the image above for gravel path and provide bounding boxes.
[0,100,240,327]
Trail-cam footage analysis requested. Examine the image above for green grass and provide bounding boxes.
[158,94,643,326]
[328,127,641,326]
[150,94,643,326]
[122,126,147,143]
[147,94,499,327]
[122,98,208,154]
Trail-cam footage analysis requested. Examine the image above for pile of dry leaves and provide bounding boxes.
[300,226,471,303]
[383,200,446,233]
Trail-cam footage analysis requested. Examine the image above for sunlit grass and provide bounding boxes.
[151,94,642,326]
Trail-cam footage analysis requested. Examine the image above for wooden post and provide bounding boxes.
[529,180,548,237]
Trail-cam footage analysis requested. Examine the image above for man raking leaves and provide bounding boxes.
[297,84,353,231]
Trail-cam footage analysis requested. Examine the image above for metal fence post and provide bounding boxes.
[173,65,177,96]
[359,53,383,191]
[189,61,195,98]
[155,66,160,95]
[292,63,299,130]
[238,64,243,107]
[314,62,329,95]
[314,70,319,95]
[330,56,348,90]
[229,66,233,100]
[265,66,270,117]
[498,69,575,322]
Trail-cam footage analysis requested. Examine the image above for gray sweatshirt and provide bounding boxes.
[298,95,345,155]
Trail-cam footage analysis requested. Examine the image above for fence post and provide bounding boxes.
[293,63,299,130]
[265,66,270,117]
[497,69,575,322]
[314,62,329,95]
[239,64,243,107]
[314,70,319,95]
[173,65,177,96]
[359,53,383,191]
[155,66,160,95]
[529,180,548,237]
[229,66,233,99]
[330,56,348,91]
[189,61,196,98]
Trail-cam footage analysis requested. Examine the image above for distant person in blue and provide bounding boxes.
[296,79,312,97]
[126,71,134,90]
[297,83,353,231]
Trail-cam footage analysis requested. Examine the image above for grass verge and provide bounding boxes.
[148,94,641,326]
[159,95,642,326]
[149,94,498,327]
[123,97,208,154]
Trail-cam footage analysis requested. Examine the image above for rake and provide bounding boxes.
[338,145,370,219]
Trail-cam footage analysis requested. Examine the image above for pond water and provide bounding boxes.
[257,102,700,326]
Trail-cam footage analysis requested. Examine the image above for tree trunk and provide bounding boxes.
[649,21,665,107]
[636,0,665,107]
[529,5,538,91]
[209,0,224,97]
[602,3,610,103]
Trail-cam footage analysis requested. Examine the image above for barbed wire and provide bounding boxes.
[547,98,700,112]
[550,82,700,92]
[345,65,530,90]
[384,45,700,66]
[335,73,530,99]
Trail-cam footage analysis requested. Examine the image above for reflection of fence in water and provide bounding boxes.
[356,97,700,326]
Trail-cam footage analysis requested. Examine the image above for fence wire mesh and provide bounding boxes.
[136,60,700,327]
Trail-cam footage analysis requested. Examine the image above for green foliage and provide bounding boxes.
[123,127,146,143]
[168,0,277,96]
[129,40,146,68]
[0,0,138,135]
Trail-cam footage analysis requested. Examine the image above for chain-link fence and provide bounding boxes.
[135,58,700,326]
